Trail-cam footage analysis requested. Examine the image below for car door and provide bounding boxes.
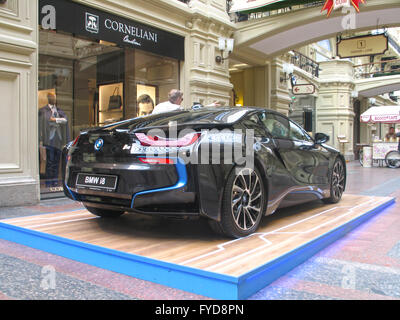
[241,112,292,207]
[259,112,330,186]
[287,119,330,186]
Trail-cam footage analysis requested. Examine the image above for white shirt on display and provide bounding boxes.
[48,104,67,124]
[49,104,58,116]
[152,101,182,114]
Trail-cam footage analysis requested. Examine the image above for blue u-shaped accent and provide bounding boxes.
[65,181,78,201]
[130,158,188,209]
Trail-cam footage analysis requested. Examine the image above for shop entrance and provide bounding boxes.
[38,30,180,197]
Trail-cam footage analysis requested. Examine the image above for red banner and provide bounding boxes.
[322,0,365,17]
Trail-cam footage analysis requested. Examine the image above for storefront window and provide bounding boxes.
[38,28,180,196]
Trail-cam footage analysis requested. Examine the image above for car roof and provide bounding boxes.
[98,107,287,132]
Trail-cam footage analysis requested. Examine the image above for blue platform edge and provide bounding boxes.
[237,197,395,299]
[0,197,395,300]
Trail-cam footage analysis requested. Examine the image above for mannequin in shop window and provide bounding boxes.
[39,93,70,188]
[137,94,154,116]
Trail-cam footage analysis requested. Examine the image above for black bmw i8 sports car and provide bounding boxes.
[62,107,346,238]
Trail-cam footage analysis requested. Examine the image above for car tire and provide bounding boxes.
[85,206,125,218]
[322,158,345,204]
[209,167,266,238]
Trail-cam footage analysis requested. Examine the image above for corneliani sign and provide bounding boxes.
[104,18,158,45]
[39,0,184,60]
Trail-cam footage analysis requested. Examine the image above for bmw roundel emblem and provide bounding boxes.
[94,138,104,151]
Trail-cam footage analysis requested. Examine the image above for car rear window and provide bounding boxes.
[102,109,250,131]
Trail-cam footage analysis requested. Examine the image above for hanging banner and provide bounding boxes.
[229,0,285,13]
[322,0,366,17]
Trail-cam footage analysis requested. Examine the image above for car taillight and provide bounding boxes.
[139,158,175,165]
[135,132,200,147]
[71,135,80,147]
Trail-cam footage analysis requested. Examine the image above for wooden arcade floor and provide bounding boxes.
[0,194,393,278]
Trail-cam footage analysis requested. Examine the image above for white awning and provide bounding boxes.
[229,0,285,13]
[360,105,400,123]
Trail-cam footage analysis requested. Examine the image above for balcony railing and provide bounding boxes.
[353,58,400,102]
[354,58,400,79]
[228,1,325,23]
[290,50,320,78]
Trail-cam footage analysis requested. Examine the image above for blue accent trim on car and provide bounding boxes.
[130,158,188,209]
[65,182,78,201]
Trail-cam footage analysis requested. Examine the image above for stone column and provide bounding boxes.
[316,59,356,160]
[270,57,291,116]
[0,0,39,206]
[359,97,373,145]
[242,66,270,108]
[184,0,235,107]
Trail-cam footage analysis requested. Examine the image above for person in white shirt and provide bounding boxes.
[152,89,183,114]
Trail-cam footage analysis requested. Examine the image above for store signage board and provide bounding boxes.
[292,84,315,95]
[322,0,365,17]
[230,0,365,16]
[39,0,184,61]
[360,106,400,123]
[361,114,400,123]
[337,34,388,59]
[229,0,285,13]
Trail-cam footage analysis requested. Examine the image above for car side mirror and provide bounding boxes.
[314,133,329,145]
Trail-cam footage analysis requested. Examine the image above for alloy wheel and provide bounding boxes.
[231,168,263,231]
[331,160,345,200]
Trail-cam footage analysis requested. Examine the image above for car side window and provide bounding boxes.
[289,120,307,141]
[259,112,289,139]
[242,113,267,136]
[290,120,314,142]
[302,129,314,143]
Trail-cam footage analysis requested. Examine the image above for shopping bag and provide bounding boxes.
[108,87,122,110]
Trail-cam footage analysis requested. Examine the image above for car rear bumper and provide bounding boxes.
[64,157,198,216]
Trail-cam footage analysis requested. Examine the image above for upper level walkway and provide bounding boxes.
[355,74,400,98]
[233,0,400,62]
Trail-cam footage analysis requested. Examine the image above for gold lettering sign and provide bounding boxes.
[337,34,388,58]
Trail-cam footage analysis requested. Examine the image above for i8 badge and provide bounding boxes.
[86,12,99,34]
[94,138,104,151]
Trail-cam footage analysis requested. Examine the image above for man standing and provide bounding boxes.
[385,127,397,142]
[397,131,400,152]
[152,89,183,114]
[39,93,69,188]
